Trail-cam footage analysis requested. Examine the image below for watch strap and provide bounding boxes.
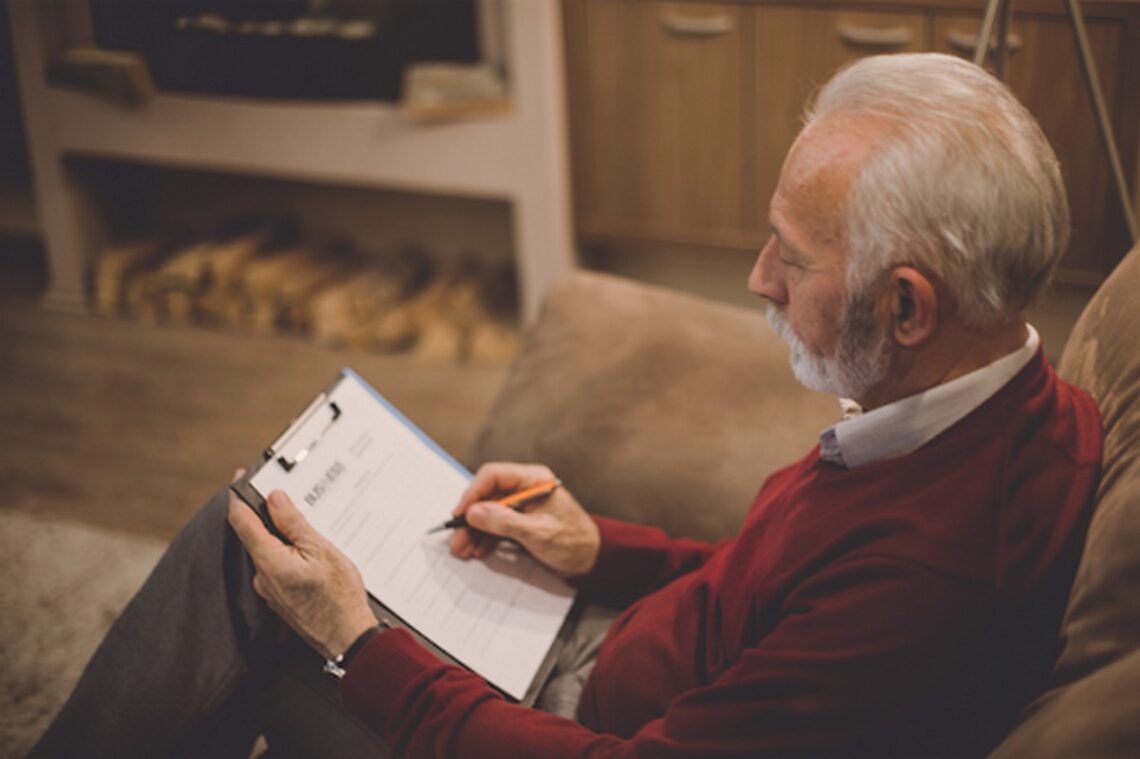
[323,622,387,679]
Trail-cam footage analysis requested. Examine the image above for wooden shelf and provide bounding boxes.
[49,89,523,199]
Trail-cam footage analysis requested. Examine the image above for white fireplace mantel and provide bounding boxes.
[8,0,575,322]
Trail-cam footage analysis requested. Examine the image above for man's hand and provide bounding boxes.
[227,475,377,660]
[449,462,600,579]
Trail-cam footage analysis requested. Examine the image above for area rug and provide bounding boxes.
[0,509,166,757]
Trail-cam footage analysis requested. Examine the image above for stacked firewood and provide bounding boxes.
[92,226,522,364]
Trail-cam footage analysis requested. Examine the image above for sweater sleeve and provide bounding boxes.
[341,554,990,758]
[568,515,722,607]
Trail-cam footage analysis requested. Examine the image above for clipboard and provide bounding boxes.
[231,368,579,706]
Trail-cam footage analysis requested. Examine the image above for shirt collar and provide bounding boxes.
[819,324,1040,469]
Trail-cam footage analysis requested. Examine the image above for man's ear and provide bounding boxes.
[888,266,938,347]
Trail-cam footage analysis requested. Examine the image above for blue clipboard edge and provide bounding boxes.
[340,367,473,482]
[226,368,576,706]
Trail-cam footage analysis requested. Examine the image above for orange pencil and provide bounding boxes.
[427,479,562,534]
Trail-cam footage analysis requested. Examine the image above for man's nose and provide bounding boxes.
[748,238,787,305]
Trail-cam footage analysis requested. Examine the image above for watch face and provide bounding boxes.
[322,658,347,679]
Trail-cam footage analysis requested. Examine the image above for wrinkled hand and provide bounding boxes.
[449,462,600,579]
[227,473,377,660]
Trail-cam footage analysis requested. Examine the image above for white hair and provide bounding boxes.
[805,53,1069,329]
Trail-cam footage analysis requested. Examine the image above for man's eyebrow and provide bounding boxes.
[769,220,787,247]
[769,221,806,262]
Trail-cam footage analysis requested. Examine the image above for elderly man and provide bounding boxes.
[34,52,1101,758]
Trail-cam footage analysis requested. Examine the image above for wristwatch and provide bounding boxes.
[323,621,388,679]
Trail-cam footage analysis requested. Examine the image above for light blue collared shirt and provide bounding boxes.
[819,325,1040,469]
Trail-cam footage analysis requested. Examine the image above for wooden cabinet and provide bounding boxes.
[564,1,760,249]
[752,6,929,225]
[932,11,1130,281]
[565,0,1140,283]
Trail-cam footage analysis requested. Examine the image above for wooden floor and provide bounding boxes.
[0,254,508,541]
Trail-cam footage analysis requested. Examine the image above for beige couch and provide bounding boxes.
[471,242,1140,756]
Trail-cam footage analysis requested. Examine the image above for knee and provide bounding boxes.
[200,485,238,533]
[161,485,239,563]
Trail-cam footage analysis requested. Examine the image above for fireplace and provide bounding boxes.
[88,0,482,101]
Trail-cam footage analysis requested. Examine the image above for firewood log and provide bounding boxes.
[196,284,246,329]
[93,240,160,316]
[123,268,167,325]
[366,305,419,353]
[278,261,358,331]
[306,267,410,347]
[414,310,466,362]
[240,248,311,335]
[367,276,450,356]
[211,232,269,288]
[450,261,521,364]
[437,259,521,364]
[152,241,215,325]
[190,232,266,328]
[443,274,521,365]
[365,258,522,363]
[237,247,349,335]
[429,264,488,363]
[317,250,421,351]
[467,317,522,364]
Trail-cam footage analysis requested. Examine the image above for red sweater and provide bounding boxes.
[342,350,1101,758]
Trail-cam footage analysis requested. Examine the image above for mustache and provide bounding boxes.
[765,304,797,344]
[765,302,783,329]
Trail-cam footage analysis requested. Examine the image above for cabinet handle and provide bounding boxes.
[659,12,735,36]
[836,24,914,49]
[945,29,1022,55]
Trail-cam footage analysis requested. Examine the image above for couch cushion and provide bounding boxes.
[990,242,1140,758]
[470,270,840,542]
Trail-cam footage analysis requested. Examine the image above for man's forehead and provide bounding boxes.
[785,119,882,196]
[771,117,885,249]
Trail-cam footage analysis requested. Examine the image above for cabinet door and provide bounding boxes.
[565,0,760,249]
[753,6,929,221]
[933,13,1129,283]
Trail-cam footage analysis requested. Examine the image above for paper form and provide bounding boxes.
[249,370,576,701]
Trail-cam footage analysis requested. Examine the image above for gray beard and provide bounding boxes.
[765,293,893,400]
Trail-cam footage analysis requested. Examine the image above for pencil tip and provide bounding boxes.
[426,525,445,535]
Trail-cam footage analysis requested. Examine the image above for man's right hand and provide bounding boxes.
[448,462,600,579]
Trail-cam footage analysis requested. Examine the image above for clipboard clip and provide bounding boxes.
[266,398,342,473]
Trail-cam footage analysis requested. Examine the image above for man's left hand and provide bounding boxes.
[227,477,377,660]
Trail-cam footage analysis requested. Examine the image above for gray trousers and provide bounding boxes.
[30,488,617,758]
